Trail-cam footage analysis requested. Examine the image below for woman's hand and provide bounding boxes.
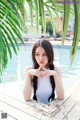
[27,66,56,78]
[27,66,44,78]
[40,66,56,77]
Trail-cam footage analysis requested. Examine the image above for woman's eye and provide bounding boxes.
[43,54,47,56]
[35,54,39,56]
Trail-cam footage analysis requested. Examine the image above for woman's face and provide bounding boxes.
[35,46,48,67]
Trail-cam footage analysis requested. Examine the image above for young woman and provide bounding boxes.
[23,40,64,104]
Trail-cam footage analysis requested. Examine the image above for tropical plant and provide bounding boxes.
[46,20,53,36]
[0,0,26,74]
[0,0,80,74]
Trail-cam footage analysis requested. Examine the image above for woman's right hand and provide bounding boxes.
[27,66,43,78]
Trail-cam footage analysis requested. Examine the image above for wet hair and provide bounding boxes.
[32,40,55,102]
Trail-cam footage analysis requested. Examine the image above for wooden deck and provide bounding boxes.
[0,81,80,120]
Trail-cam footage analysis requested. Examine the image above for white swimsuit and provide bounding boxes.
[36,76,52,104]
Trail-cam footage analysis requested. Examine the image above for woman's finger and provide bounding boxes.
[38,66,42,70]
[41,66,46,71]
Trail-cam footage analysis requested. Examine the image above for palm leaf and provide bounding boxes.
[62,4,71,45]
[1,31,12,59]
[46,6,55,35]
[28,0,33,27]
[70,2,80,65]
[0,25,18,54]
[0,0,26,73]
[39,0,46,33]
[2,22,19,50]
[0,31,8,74]
[34,0,39,31]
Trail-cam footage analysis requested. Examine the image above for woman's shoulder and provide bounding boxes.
[54,64,61,73]
[54,64,62,80]
[24,66,33,72]
[24,66,33,78]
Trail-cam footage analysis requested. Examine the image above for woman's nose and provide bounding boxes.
[40,55,43,60]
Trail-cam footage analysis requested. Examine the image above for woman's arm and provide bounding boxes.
[23,66,41,101]
[23,68,32,101]
[53,66,64,100]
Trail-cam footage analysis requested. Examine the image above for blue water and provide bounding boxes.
[0,44,80,91]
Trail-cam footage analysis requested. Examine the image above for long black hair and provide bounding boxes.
[32,40,55,102]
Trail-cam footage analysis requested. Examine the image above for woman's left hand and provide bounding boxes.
[40,66,56,78]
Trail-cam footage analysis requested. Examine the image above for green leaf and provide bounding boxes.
[29,0,33,27]
[2,22,19,50]
[46,6,55,35]
[34,0,39,32]
[70,3,80,65]
[1,31,12,59]
[62,4,71,45]
[39,0,46,33]
[0,31,8,74]
[0,25,18,55]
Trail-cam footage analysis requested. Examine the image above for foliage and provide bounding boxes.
[0,0,80,74]
[27,0,80,64]
[46,20,53,36]
[56,32,61,38]
[0,0,26,74]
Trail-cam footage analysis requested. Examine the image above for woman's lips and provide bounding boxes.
[40,61,44,64]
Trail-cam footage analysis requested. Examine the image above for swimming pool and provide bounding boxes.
[0,44,80,91]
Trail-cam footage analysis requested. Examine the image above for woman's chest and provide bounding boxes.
[36,77,52,94]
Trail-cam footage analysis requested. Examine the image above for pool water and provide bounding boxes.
[0,44,80,91]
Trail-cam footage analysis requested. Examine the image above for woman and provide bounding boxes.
[23,40,64,104]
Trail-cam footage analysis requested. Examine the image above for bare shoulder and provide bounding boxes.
[24,66,33,78]
[54,65,61,74]
[24,66,33,73]
[54,65,62,81]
